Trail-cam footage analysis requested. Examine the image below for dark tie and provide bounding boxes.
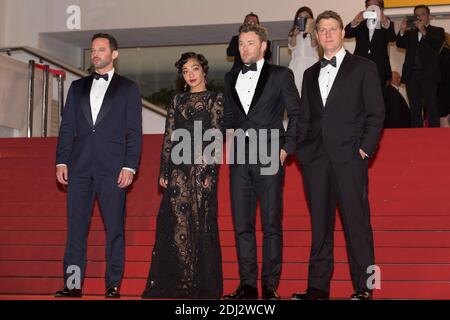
[93,72,109,81]
[241,63,257,74]
[320,56,337,68]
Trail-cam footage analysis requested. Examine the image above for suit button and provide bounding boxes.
[92,130,96,133]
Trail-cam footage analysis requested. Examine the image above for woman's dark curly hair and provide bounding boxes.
[174,52,209,78]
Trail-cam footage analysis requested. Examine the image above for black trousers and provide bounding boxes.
[406,71,440,127]
[63,171,126,289]
[299,152,375,293]
[229,160,284,291]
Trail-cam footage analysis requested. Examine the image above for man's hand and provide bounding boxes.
[159,177,168,189]
[117,169,134,189]
[415,19,426,35]
[352,11,365,27]
[56,165,68,185]
[359,148,369,160]
[280,149,288,166]
[380,11,390,28]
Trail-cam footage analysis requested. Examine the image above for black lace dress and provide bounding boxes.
[142,91,224,299]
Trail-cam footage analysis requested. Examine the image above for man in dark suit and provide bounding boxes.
[222,24,304,300]
[396,4,445,127]
[293,11,385,301]
[345,0,396,87]
[226,12,272,71]
[54,33,142,298]
[384,71,411,128]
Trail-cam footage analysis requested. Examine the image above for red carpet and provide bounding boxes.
[1,129,450,299]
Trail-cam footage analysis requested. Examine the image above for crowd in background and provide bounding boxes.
[226,1,450,129]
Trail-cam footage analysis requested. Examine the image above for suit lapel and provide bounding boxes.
[324,52,352,109]
[310,63,324,109]
[94,73,120,126]
[230,69,248,116]
[248,62,270,114]
[81,76,94,128]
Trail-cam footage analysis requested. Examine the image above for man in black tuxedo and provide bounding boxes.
[396,4,445,127]
[222,24,304,300]
[226,12,272,71]
[54,33,142,298]
[345,0,396,87]
[293,11,385,300]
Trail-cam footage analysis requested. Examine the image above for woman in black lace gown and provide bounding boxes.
[142,52,224,299]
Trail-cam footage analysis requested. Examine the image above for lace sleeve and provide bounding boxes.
[159,94,177,180]
[201,93,224,182]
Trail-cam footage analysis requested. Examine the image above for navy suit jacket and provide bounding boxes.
[56,73,142,175]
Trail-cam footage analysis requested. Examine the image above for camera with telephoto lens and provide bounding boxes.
[406,15,419,29]
[295,17,308,32]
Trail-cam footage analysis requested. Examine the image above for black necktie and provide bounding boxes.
[320,56,337,68]
[242,63,257,74]
[93,72,109,81]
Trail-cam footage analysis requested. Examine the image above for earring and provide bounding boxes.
[184,83,188,91]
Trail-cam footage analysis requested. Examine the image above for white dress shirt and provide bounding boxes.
[90,68,115,124]
[319,47,346,106]
[235,59,265,114]
[57,68,135,174]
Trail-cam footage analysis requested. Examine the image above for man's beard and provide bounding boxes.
[93,58,112,69]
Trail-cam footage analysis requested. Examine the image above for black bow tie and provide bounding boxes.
[320,56,337,68]
[93,72,109,81]
[242,63,257,74]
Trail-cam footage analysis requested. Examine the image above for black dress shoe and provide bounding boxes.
[291,289,329,300]
[350,290,373,300]
[54,287,82,298]
[262,289,281,300]
[223,285,258,300]
[105,286,121,299]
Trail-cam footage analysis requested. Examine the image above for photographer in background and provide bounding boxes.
[396,4,445,128]
[287,6,319,95]
[226,12,272,71]
[345,0,396,88]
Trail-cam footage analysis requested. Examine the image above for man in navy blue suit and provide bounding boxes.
[54,33,142,298]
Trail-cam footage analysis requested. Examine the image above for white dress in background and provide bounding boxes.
[288,33,319,95]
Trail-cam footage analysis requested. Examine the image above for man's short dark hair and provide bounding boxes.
[91,33,119,51]
[245,12,260,24]
[414,4,430,15]
[239,24,269,43]
[365,0,385,9]
[315,10,344,30]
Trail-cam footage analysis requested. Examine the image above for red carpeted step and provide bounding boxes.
[1,277,450,299]
[3,216,450,231]
[2,245,450,264]
[3,260,450,282]
[2,230,450,247]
